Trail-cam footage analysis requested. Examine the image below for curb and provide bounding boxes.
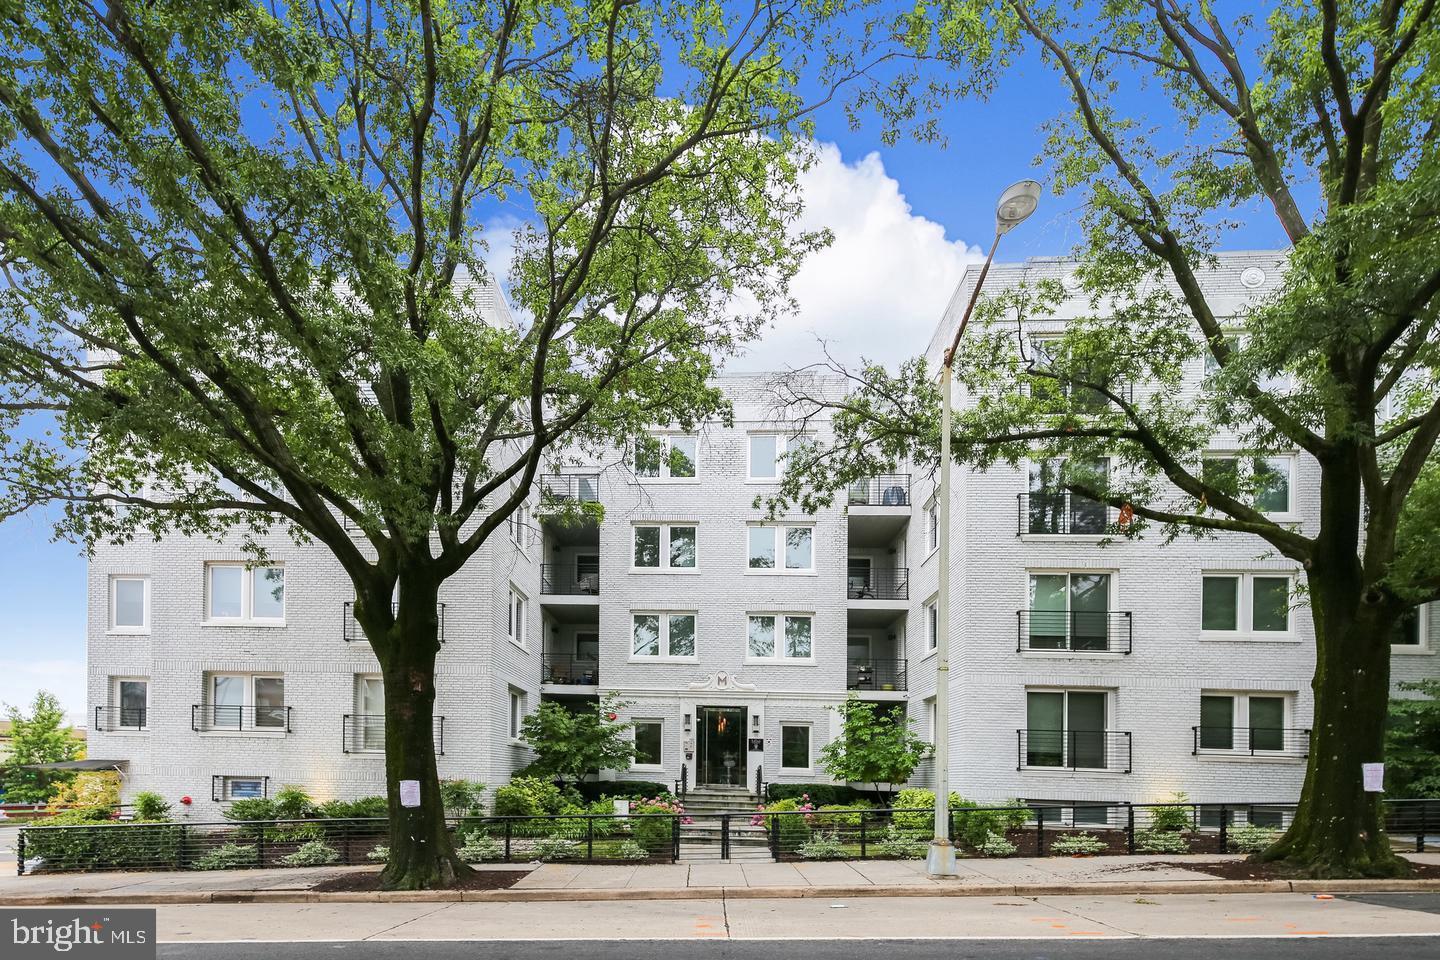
[5,877,1440,906]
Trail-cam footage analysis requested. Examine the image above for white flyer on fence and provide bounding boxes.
[399,779,422,807]
[1362,763,1384,792]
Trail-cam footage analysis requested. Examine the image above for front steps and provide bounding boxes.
[676,786,772,862]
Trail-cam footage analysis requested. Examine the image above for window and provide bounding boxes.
[110,576,149,632]
[634,433,698,479]
[747,525,814,572]
[747,614,813,660]
[631,612,698,659]
[508,503,532,547]
[924,697,937,745]
[508,587,528,648]
[206,564,285,623]
[509,689,524,740]
[355,676,385,751]
[111,678,148,729]
[1392,606,1429,651]
[632,524,697,569]
[924,599,938,652]
[1198,693,1292,752]
[1026,572,1112,651]
[1026,459,1109,534]
[1201,573,1293,635]
[219,776,268,801]
[1027,337,1112,412]
[633,721,663,767]
[747,433,809,481]
[1201,455,1294,515]
[780,724,811,770]
[206,673,286,730]
[925,499,939,554]
[1025,690,1109,769]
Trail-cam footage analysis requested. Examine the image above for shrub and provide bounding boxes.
[1135,830,1191,854]
[315,796,388,820]
[493,777,565,817]
[1228,823,1282,854]
[575,781,671,803]
[798,831,849,859]
[223,797,277,822]
[531,836,579,861]
[280,840,339,867]
[630,798,685,853]
[766,783,871,806]
[457,835,502,863]
[977,831,1017,857]
[1147,792,1193,832]
[271,785,317,820]
[753,797,812,848]
[1049,832,1107,855]
[131,792,171,821]
[812,803,874,829]
[440,779,487,815]
[194,842,259,870]
[366,845,389,863]
[616,840,649,861]
[890,789,968,831]
[23,810,185,872]
[875,824,928,859]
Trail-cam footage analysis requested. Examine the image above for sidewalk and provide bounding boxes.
[3,853,1439,904]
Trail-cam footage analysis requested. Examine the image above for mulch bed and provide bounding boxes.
[312,869,530,892]
[1146,859,1440,881]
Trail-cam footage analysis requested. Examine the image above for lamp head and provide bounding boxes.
[995,180,1042,236]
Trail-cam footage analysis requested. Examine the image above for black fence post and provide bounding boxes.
[587,817,595,861]
[1219,805,1229,854]
[341,821,352,865]
[1126,804,1135,855]
[770,813,780,860]
[721,814,731,862]
[860,812,868,860]
[1036,807,1046,856]
[671,816,681,863]
[15,829,24,876]
[1420,802,1428,854]
[257,822,267,868]
[504,820,512,863]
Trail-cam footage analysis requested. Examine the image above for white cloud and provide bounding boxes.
[0,659,86,725]
[730,142,984,371]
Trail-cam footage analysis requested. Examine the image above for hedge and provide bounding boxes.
[765,783,875,806]
[574,781,672,803]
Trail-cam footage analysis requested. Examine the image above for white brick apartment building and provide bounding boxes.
[85,251,1438,819]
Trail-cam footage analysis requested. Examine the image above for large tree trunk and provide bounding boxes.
[1257,563,1409,878]
[362,578,470,890]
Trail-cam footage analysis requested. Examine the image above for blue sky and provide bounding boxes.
[0,8,1295,719]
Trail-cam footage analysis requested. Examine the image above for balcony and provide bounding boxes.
[540,474,600,503]
[342,714,446,755]
[343,601,447,643]
[543,654,600,687]
[192,704,292,733]
[541,563,601,596]
[1016,610,1133,654]
[1193,726,1310,758]
[846,658,907,692]
[846,566,909,601]
[1017,492,1110,536]
[848,474,911,507]
[1017,729,1132,773]
[94,707,147,732]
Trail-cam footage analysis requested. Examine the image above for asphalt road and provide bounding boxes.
[158,937,1440,960]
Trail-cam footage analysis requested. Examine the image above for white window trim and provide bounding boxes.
[629,611,699,662]
[630,523,701,572]
[1393,604,1433,655]
[1202,451,1298,520]
[204,672,287,734]
[1199,571,1298,641]
[220,776,269,801]
[508,502,533,551]
[922,595,939,657]
[634,432,701,482]
[109,676,149,731]
[1195,690,1303,760]
[923,498,939,558]
[1019,457,1114,542]
[108,575,151,634]
[745,612,816,664]
[631,718,666,771]
[507,586,529,650]
[744,523,816,575]
[778,721,813,773]
[352,675,386,753]
[1021,687,1121,775]
[745,432,810,483]
[203,563,286,626]
[508,688,525,743]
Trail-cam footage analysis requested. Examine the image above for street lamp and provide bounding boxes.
[928,179,1041,878]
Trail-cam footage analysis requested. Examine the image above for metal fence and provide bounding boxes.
[846,658,908,692]
[846,567,909,600]
[1016,491,1109,536]
[543,654,600,686]
[847,475,911,506]
[342,601,447,643]
[340,715,446,755]
[1016,609,1133,653]
[540,564,600,595]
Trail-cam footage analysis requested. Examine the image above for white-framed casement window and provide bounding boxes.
[634,433,698,480]
[632,524,698,570]
[204,673,287,731]
[1025,571,1114,652]
[219,776,268,801]
[747,432,810,481]
[746,613,814,661]
[923,597,938,653]
[508,503,532,548]
[1201,454,1295,516]
[779,723,812,772]
[508,688,525,742]
[1200,572,1294,637]
[205,563,285,624]
[1392,604,1432,654]
[924,498,939,555]
[924,697,937,745]
[630,612,698,660]
[632,720,664,768]
[1197,691,1298,754]
[109,576,150,633]
[109,677,149,730]
[746,524,814,572]
[1023,688,1113,770]
[353,675,386,751]
[507,586,528,649]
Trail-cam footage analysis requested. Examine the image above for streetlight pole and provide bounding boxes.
[928,180,1041,878]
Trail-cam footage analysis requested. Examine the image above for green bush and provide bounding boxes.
[223,797,277,822]
[1135,830,1191,854]
[366,845,389,863]
[575,780,671,802]
[531,836,579,861]
[798,831,849,859]
[315,796,388,819]
[23,811,183,871]
[194,842,259,870]
[629,803,678,853]
[977,831,1017,857]
[440,779,487,815]
[457,835,502,863]
[493,777,565,817]
[875,824,928,859]
[616,840,649,861]
[1147,793,1193,832]
[131,792,171,821]
[1228,823,1282,854]
[766,783,872,806]
[811,803,874,829]
[1049,832,1107,855]
[272,785,317,820]
[757,798,812,848]
[280,840,339,867]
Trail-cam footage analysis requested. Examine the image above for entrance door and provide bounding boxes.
[696,706,746,786]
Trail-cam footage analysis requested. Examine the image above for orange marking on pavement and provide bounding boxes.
[1068,931,1109,936]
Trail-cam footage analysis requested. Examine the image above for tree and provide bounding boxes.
[519,692,636,789]
[2,691,80,803]
[0,0,854,887]
[774,0,1440,877]
[818,696,930,804]
[1386,681,1440,798]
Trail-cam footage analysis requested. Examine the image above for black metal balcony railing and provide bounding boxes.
[191,704,292,733]
[341,714,446,755]
[1193,726,1311,757]
[846,658,908,692]
[1018,729,1132,773]
[94,706,147,731]
[342,601,447,643]
[543,654,600,686]
[540,474,600,503]
[540,564,601,596]
[1017,492,1110,535]
[1016,610,1133,654]
[847,474,911,507]
[846,566,909,600]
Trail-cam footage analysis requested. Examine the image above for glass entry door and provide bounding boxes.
[696,706,746,786]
